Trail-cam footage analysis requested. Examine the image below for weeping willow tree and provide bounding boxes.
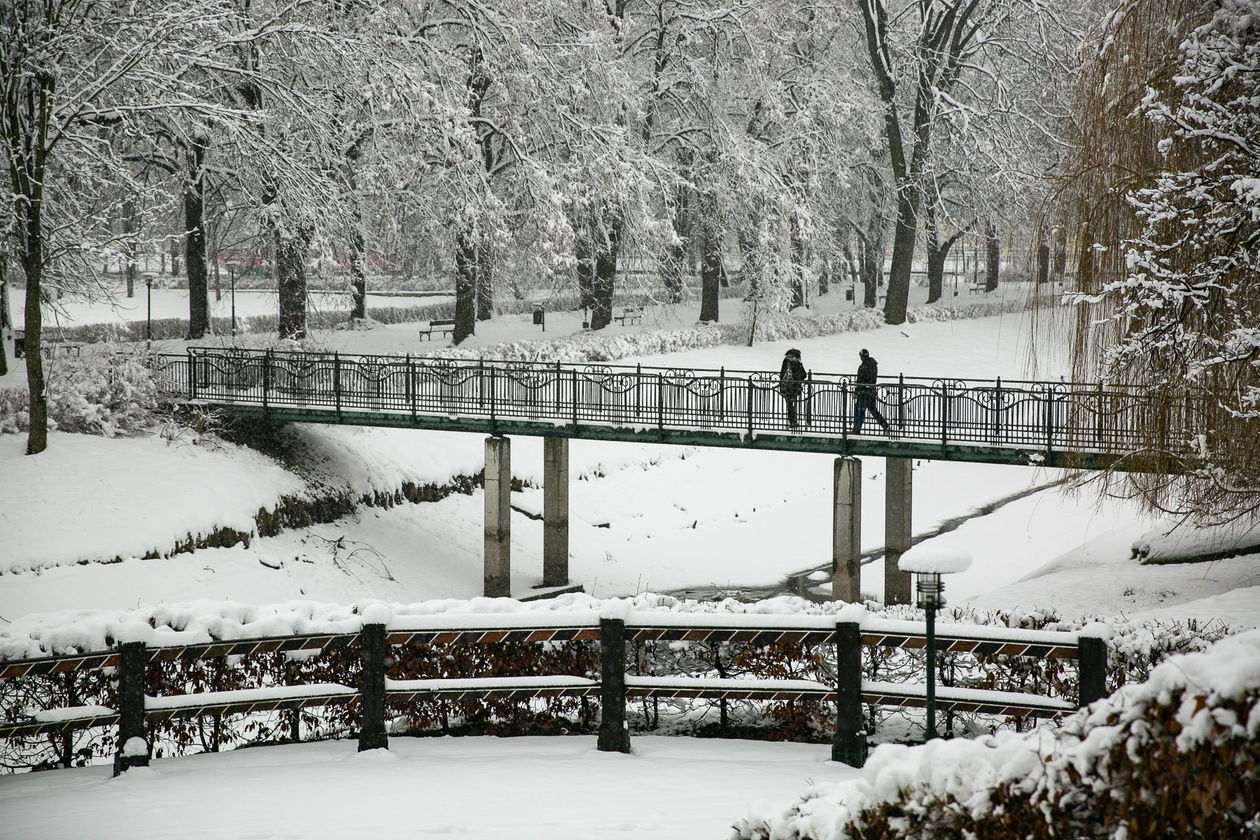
[1055,0,1260,523]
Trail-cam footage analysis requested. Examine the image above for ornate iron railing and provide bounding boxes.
[150,348,1198,463]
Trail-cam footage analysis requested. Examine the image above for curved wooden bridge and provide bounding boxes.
[155,347,1186,471]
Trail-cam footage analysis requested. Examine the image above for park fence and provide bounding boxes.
[0,609,1106,774]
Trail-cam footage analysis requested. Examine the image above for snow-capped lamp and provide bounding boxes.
[897,543,973,741]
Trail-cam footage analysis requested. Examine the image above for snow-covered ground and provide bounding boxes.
[1,282,1256,838]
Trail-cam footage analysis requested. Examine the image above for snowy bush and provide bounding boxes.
[428,297,1033,366]
[0,351,159,437]
[731,628,1260,840]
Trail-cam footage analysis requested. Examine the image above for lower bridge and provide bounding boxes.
[154,348,1195,603]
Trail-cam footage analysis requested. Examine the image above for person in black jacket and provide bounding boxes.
[779,348,807,428]
[854,348,890,434]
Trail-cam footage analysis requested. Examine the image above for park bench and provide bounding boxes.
[418,319,456,341]
[613,306,644,326]
[42,337,83,357]
[12,331,82,358]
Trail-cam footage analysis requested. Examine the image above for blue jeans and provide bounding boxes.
[854,392,888,433]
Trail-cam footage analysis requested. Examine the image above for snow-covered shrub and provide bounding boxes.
[0,351,159,437]
[731,629,1260,840]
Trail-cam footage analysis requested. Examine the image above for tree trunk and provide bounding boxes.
[475,239,493,321]
[123,198,136,299]
[453,227,476,344]
[699,202,721,323]
[590,213,621,331]
[0,265,10,378]
[184,138,210,339]
[21,208,48,454]
[860,236,881,308]
[170,237,181,276]
[883,189,918,323]
[275,228,309,340]
[985,221,1000,291]
[924,202,942,304]
[349,224,367,321]
[662,184,688,304]
[790,220,806,309]
[575,227,595,314]
[1036,239,1050,286]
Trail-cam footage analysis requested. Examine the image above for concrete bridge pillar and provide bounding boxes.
[832,457,862,603]
[884,457,913,605]
[543,437,569,587]
[484,435,511,597]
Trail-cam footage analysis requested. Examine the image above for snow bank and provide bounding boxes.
[731,629,1260,840]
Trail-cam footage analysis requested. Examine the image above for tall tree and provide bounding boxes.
[0,0,236,453]
[1063,0,1259,521]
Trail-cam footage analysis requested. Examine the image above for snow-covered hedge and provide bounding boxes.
[426,297,1032,364]
[732,628,1260,840]
[0,351,159,436]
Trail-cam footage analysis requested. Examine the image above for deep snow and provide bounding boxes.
[1,282,1256,838]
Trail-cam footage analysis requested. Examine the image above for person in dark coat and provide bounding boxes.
[854,348,890,434]
[779,348,807,428]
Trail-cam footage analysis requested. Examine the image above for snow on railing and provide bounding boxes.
[0,610,1106,774]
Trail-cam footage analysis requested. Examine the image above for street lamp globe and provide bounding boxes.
[897,543,972,741]
[897,543,973,608]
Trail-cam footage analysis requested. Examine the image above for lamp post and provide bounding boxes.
[145,274,152,343]
[226,261,239,338]
[897,544,972,741]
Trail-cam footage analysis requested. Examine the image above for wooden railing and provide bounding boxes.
[148,348,1198,467]
[0,612,1107,772]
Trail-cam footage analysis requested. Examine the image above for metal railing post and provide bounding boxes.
[841,380,849,442]
[407,355,415,422]
[1044,384,1055,452]
[746,376,754,437]
[719,367,726,423]
[334,353,342,420]
[805,370,813,426]
[657,372,664,436]
[940,381,948,446]
[187,348,196,400]
[898,373,905,431]
[636,364,643,419]
[571,368,578,431]
[994,377,1003,441]
[1096,381,1104,445]
[263,350,271,414]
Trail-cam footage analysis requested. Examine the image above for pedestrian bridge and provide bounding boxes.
[153,347,1192,605]
[155,347,1183,471]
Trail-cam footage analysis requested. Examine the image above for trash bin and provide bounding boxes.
[532,306,544,326]
[845,288,854,302]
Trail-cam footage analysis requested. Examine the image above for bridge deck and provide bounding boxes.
[154,349,1193,471]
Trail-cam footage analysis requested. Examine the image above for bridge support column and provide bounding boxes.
[543,437,569,587]
[832,457,862,603]
[484,436,511,597]
[884,457,913,605]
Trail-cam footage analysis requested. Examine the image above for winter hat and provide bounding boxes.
[859,348,869,359]
[786,348,801,358]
